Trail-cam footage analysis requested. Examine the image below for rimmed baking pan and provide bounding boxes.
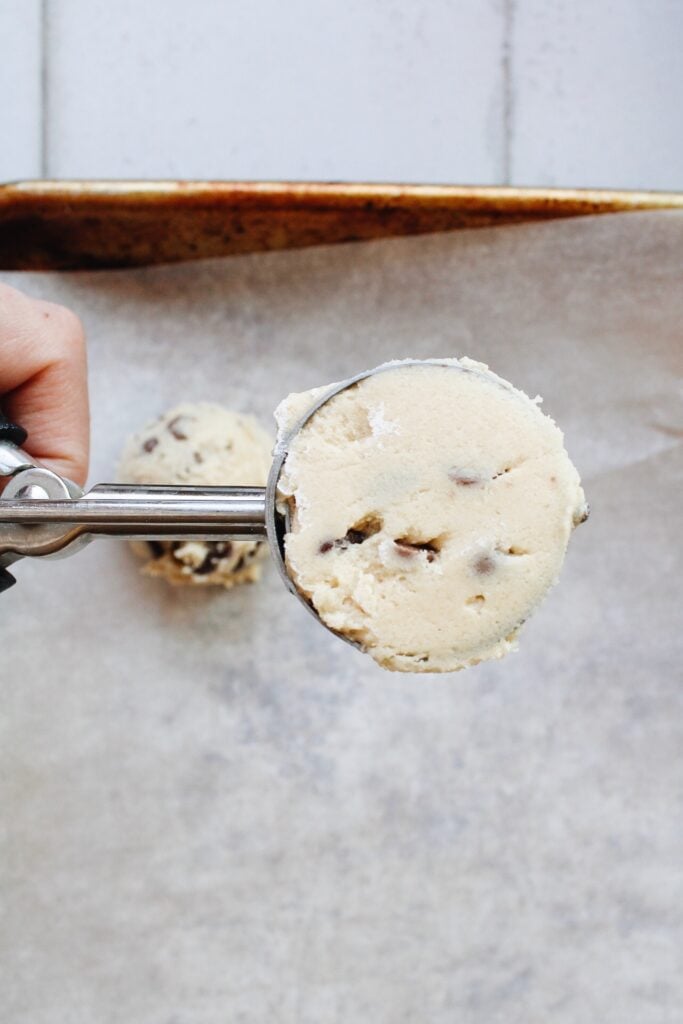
[1,180,682,270]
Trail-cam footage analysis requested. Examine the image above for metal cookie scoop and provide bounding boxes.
[0,366,410,623]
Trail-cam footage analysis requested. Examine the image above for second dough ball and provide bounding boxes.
[118,402,272,588]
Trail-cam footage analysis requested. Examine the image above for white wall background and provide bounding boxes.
[1,0,683,188]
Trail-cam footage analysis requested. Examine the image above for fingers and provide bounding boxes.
[0,283,90,486]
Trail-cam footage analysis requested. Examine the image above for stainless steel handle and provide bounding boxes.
[1,484,267,537]
[0,475,268,566]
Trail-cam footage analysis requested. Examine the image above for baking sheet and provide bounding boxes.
[1,211,682,1023]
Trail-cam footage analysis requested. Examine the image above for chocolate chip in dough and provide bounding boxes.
[167,415,191,441]
[331,515,384,549]
[191,541,234,576]
[448,468,482,486]
[394,537,441,562]
[344,514,383,545]
[194,550,219,576]
[473,554,496,576]
[573,503,590,527]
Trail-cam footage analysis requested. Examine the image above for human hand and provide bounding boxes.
[0,283,89,486]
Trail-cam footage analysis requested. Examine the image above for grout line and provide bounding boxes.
[501,0,515,185]
[40,0,50,178]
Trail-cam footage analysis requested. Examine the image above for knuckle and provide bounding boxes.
[0,282,37,319]
[42,302,86,357]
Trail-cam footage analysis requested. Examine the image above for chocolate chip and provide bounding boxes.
[395,537,441,559]
[321,516,384,553]
[496,544,527,557]
[233,555,246,572]
[167,415,190,441]
[191,541,234,576]
[473,554,495,576]
[193,451,204,464]
[395,541,417,558]
[573,503,590,526]
[352,516,382,542]
[194,552,219,575]
[142,437,158,453]
[339,514,383,547]
[345,529,366,545]
[449,468,481,486]
[147,541,165,558]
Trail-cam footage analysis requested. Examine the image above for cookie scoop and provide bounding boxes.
[1,360,588,674]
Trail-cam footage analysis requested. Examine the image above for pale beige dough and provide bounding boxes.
[276,359,588,673]
[118,402,272,588]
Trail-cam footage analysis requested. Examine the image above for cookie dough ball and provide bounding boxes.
[118,402,272,588]
[275,359,588,673]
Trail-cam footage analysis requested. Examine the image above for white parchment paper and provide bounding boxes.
[1,212,682,1023]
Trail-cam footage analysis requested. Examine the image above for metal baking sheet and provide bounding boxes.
[1,209,682,1022]
[1,180,683,269]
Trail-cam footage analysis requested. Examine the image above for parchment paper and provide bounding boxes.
[1,212,682,1024]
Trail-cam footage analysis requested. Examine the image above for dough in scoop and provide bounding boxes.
[276,359,588,672]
